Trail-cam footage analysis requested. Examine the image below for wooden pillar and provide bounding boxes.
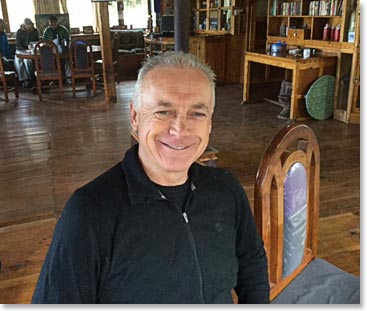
[97,2,117,104]
[0,0,10,33]
[174,0,190,53]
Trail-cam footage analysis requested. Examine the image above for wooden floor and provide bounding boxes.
[0,83,360,303]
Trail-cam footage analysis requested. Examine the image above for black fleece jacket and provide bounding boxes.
[32,144,269,304]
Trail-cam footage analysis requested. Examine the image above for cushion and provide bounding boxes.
[272,258,360,304]
[305,75,336,120]
[283,162,308,278]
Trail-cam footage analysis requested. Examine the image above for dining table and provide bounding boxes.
[15,45,102,61]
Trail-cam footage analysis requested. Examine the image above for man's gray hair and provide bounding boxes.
[133,51,216,110]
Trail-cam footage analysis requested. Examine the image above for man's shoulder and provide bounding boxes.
[58,25,69,33]
[43,27,51,35]
[78,161,124,195]
[67,162,126,216]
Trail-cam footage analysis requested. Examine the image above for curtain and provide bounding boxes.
[94,2,100,32]
[60,0,68,13]
[33,0,68,14]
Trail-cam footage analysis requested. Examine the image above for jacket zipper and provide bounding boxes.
[158,191,206,303]
[182,212,189,223]
[181,210,206,303]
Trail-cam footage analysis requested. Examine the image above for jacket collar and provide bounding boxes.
[121,144,202,205]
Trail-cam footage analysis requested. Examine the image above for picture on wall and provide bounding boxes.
[35,13,70,36]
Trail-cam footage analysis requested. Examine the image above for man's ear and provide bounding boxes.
[130,101,138,132]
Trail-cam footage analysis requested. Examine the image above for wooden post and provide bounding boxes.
[97,2,117,104]
[0,0,10,33]
[174,0,190,53]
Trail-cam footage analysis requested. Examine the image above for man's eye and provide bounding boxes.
[155,111,172,117]
[190,112,207,118]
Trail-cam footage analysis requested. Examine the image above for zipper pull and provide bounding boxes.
[182,212,189,223]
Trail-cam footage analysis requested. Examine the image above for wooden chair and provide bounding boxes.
[254,123,359,303]
[0,55,19,103]
[69,39,96,97]
[94,32,120,84]
[33,40,63,101]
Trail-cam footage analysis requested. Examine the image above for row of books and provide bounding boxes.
[270,1,302,16]
[309,0,343,16]
[270,0,343,17]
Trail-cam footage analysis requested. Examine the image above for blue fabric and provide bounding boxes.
[0,32,10,58]
[272,258,360,304]
[75,44,88,69]
[40,46,54,72]
[283,162,307,278]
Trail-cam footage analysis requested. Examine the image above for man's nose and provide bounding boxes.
[169,115,188,136]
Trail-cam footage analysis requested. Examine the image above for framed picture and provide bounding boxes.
[83,26,94,34]
[35,13,70,36]
[70,27,80,34]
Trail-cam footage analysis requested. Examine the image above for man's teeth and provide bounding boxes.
[163,142,187,150]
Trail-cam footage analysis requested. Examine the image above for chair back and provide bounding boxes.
[0,53,7,86]
[68,39,96,97]
[0,53,19,103]
[69,39,94,74]
[254,123,320,301]
[34,40,61,76]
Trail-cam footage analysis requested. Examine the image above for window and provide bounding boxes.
[68,0,95,31]
[91,0,150,30]
[2,0,149,33]
[6,0,35,33]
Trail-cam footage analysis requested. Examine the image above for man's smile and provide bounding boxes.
[160,141,193,151]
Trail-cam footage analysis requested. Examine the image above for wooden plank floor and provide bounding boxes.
[0,83,360,303]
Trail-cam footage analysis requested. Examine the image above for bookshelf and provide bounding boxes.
[191,0,245,35]
[266,0,360,123]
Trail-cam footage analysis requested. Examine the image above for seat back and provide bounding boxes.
[254,123,320,301]
[68,39,96,97]
[0,53,7,87]
[0,53,19,103]
[34,40,61,77]
[33,40,63,101]
[69,39,94,74]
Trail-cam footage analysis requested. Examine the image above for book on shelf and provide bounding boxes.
[309,0,343,16]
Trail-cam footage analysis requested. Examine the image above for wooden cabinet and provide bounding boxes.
[189,34,244,84]
[191,0,245,35]
[266,0,360,123]
[189,35,227,83]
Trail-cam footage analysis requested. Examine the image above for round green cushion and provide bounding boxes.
[305,75,336,120]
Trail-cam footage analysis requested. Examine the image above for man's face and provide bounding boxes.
[25,24,34,31]
[49,20,57,29]
[130,66,213,185]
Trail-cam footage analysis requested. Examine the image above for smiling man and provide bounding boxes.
[131,63,213,186]
[32,52,269,304]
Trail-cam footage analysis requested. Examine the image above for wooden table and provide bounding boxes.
[15,45,102,60]
[144,37,175,59]
[243,51,337,120]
